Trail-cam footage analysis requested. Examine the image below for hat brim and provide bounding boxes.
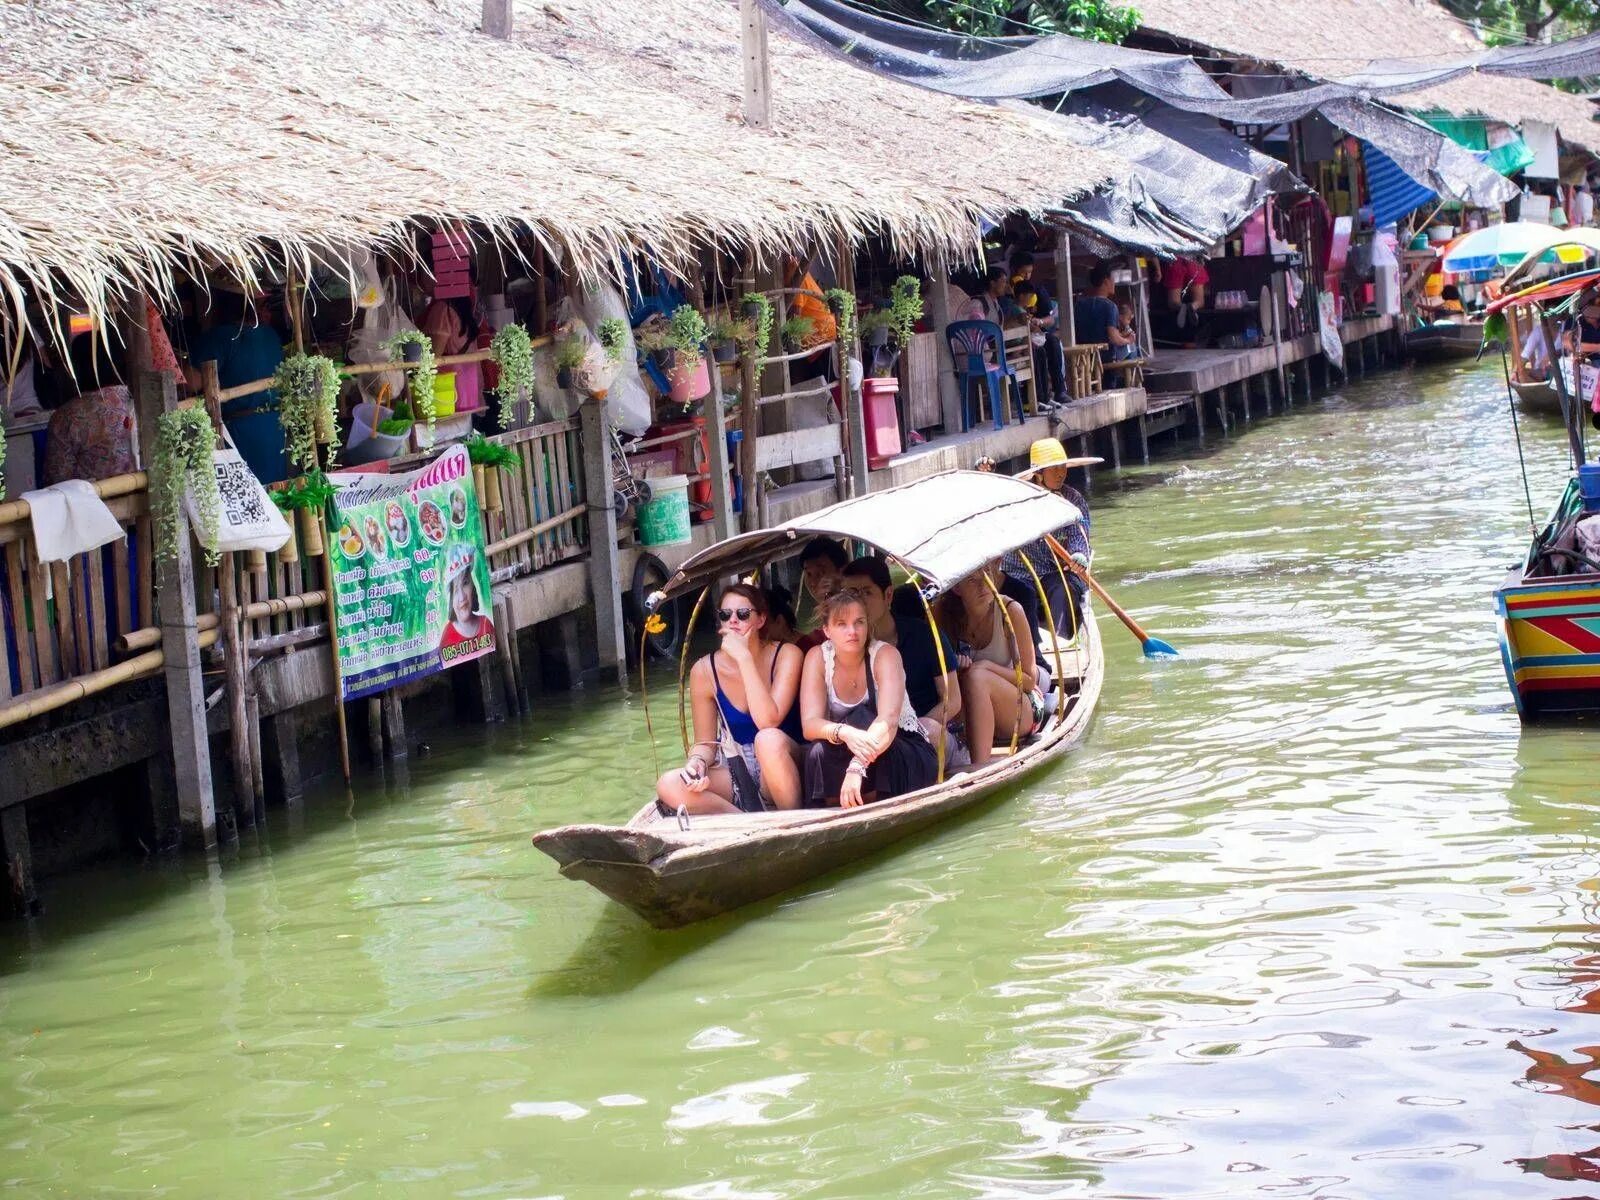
[1018,456,1104,478]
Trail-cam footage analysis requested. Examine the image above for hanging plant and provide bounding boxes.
[740,292,775,363]
[464,431,523,472]
[152,408,220,567]
[824,287,858,349]
[273,353,343,472]
[597,318,629,364]
[554,334,588,389]
[383,330,438,441]
[781,315,815,353]
[489,323,535,431]
[888,275,924,349]
[663,305,709,371]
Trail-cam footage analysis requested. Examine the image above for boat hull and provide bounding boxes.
[1497,571,1600,717]
[1512,379,1561,415]
[534,614,1104,927]
[1405,322,1486,360]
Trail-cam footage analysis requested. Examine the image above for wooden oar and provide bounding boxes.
[1046,534,1178,659]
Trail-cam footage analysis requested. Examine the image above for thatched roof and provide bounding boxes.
[0,0,1118,332]
[1134,0,1600,152]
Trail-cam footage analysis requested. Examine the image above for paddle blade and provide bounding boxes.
[1141,636,1179,658]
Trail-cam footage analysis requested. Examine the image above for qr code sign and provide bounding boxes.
[216,457,270,525]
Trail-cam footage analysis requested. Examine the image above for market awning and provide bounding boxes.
[656,471,1080,602]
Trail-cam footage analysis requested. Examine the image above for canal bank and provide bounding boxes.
[7,358,1600,1197]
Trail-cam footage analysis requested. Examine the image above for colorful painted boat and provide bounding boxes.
[1496,479,1600,718]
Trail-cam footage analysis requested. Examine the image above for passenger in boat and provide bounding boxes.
[796,536,848,651]
[655,583,805,816]
[837,555,964,759]
[1569,298,1600,364]
[937,564,1040,767]
[800,587,940,808]
[1000,438,1096,642]
[764,585,800,645]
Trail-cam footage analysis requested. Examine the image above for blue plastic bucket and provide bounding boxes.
[1580,464,1600,510]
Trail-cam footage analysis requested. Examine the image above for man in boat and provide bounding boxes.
[838,555,964,762]
[795,536,848,651]
[1001,438,1098,644]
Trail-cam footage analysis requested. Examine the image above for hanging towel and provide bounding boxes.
[22,480,126,563]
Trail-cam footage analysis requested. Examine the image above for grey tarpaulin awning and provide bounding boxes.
[772,0,1517,212]
[655,471,1080,603]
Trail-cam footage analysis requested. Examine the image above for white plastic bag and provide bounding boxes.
[186,434,290,554]
[571,283,652,435]
[347,277,415,406]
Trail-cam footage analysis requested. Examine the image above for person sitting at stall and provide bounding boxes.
[961,266,1012,326]
[188,288,287,483]
[801,586,940,808]
[42,332,139,486]
[1010,251,1067,406]
[795,535,848,650]
[838,555,962,757]
[1073,266,1137,364]
[656,583,805,816]
[1110,301,1140,362]
[937,564,1040,767]
[1000,438,1097,642]
[1162,255,1209,330]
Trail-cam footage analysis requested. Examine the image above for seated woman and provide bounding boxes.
[656,584,804,815]
[937,565,1039,767]
[800,587,939,808]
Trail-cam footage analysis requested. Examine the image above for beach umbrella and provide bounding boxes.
[1442,222,1597,275]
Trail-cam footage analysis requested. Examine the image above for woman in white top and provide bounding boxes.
[800,587,939,808]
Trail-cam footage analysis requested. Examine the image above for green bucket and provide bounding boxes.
[636,474,692,547]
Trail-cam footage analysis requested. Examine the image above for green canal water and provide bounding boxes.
[6,360,1600,1198]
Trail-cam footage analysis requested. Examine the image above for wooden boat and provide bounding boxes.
[532,470,1106,927]
[1404,317,1488,360]
[1511,377,1561,415]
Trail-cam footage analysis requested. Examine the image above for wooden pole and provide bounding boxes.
[482,0,513,38]
[924,257,962,435]
[317,507,353,783]
[705,354,736,542]
[835,230,868,499]
[579,398,627,685]
[218,554,256,820]
[740,0,771,131]
[738,350,760,531]
[134,368,218,848]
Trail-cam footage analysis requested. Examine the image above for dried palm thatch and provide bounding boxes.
[1135,0,1599,151]
[0,0,1119,339]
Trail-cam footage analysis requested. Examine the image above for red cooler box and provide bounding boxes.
[861,377,902,470]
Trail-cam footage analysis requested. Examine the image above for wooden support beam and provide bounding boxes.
[740,0,771,131]
[705,358,736,542]
[1,801,39,917]
[482,0,513,38]
[134,369,218,849]
[924,259,963,435]
[218,555,256,826]
[578,400,626,685]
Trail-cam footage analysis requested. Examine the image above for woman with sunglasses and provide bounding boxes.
[655,583,805,815]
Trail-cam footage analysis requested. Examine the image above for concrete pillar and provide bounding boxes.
[578,400,626,686]
[705,362,736,542]
[924,258,963,435]
[134,370,218,849]
[262,711,305,807]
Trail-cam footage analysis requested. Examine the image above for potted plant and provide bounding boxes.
[596,317,629,364]
[860,310,893,350]
[781,315,814,354]
[272,470,336,558]
[489,323,535,429]
[637,305,710,404]
[151,408,221,567]
[382,330,438,443]
[888,275,924,350]
[708,314,754,364]
[272,352,343,473]
[554,335,587,390]
[740,292,775,362]
[824,287,858,348]
[465,431,522,515]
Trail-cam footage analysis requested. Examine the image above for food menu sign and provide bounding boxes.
[327,444,496,701]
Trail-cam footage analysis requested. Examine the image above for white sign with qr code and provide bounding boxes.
[182,448,291,553]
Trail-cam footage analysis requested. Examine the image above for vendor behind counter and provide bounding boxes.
[188,290,287,484]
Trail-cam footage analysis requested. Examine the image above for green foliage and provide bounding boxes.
[376,418,414,437]
[596,317,630,363]
[667,305,709,369]
[866,0,1139,43]
[152,408,220,566]
[888,275,924,348]
[1482,310,1510,349]
[270,469,338,513]
[489,324,535,429]
[465,431,524,472]
[554,335,588,372]
[741,292,776,362]
[382,330,438,441]
[1441,0,1598,88]
[825,288,858,348]
[708,313,756,346]
[273,353,343,472]
[781,315,815,347]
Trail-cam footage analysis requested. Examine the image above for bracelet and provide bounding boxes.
[846,758,867,777]
[830,722,841,744]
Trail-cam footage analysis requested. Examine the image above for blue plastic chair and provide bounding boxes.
[945,320,1024,431]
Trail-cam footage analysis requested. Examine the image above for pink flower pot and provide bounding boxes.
[667,358,710,405]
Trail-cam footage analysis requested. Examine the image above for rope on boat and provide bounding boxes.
[1498,345,1539,535]
[675,586,711,756]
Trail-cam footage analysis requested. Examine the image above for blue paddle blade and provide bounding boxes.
[1141,636,1179,658]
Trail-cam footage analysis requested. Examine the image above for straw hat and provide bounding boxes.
[1017,437,1103,479]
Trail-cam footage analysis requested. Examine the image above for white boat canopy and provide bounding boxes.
[653,470,1083,604]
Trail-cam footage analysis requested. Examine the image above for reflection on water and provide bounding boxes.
[4,360,1600,1198]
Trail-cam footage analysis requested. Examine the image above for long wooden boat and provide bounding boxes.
[1404,317,1487,360]
[1511,377,1561,415]
[532,469,1106,927]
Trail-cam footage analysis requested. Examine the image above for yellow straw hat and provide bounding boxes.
[1018,437,1103,478]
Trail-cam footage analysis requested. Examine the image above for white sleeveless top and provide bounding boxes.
[822,640,923,735]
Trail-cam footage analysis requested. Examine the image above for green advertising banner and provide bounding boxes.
[327,444,496,701]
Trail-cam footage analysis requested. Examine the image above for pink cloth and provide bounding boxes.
[145,298,180,374]
[1160,258,1210,292]
[43,385,138,485]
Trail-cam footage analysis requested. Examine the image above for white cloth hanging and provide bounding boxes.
[22,479,125,563]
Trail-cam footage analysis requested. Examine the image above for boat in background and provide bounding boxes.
[1404,317,1487,360]
[532,470,1106,926]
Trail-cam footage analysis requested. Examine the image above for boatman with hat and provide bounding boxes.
[1001,437,1100,640]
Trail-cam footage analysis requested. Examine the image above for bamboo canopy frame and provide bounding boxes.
[0,0,1120,345]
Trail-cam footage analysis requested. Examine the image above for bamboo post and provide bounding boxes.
[705,351,735,542]
[482,0,512,38]
[579,399,627,685]
[925,258,963,435]
[738,350,760,532]
[317,507,353,783]
[835,230,868,499]
[200,361,225,433]
[217,554,256,821]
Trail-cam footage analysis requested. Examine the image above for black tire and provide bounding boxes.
[625,552,684,663]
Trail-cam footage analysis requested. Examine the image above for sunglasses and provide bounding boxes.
[718,606,755,623]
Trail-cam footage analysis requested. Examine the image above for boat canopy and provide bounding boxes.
[652,470,1082,604]
[1487,266,1600,315]
[1501,229,1600,292]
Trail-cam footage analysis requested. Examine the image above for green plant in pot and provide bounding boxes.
[781,315,815,354]
[489,323,535,430]
[554,335,587,390]
[273,352,343,472]
[382,330,438,442]
[151,408,221,567]
[888,275,924,350]
[860,310,894,350]
[596,318,630,364]
[824,288,858,349]
[739,292,774,362]
[708,314,754,364]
